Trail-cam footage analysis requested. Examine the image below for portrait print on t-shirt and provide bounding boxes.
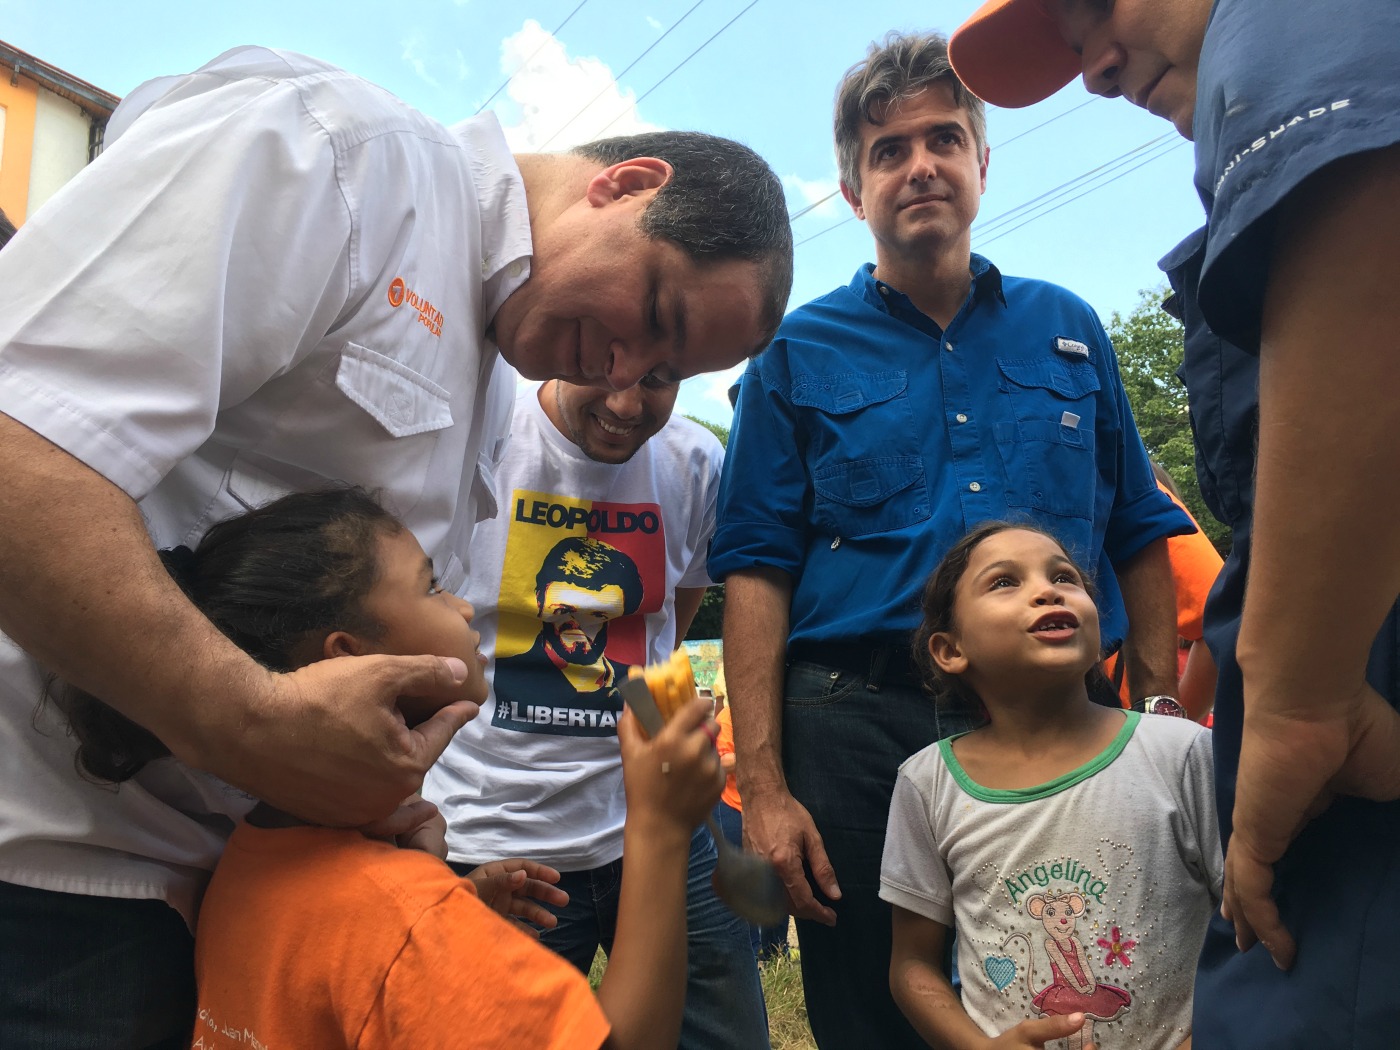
[492,489,666,736]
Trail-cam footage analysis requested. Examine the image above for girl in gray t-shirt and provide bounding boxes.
[881,523,1221,1050]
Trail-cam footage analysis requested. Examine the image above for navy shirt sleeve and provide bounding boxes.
[1193,0,1400,348]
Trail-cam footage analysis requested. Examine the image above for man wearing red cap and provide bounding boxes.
[951,3,1400,1047]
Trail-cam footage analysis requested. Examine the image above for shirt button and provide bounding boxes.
[481,258,491,276]
[969,481,982,492]
[955,413,968,423]
[508,260,525,278]
[945,341,955,352]
[878,284,890,296]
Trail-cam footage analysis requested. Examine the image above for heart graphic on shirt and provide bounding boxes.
[984,955,1017,991]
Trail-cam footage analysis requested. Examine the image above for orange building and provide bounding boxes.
[0,40,119,227]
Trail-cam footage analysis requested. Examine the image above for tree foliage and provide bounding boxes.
[684,585,725,641]
[685,414,729,448]
[1107,287,1231,555]
[682,415,730,640]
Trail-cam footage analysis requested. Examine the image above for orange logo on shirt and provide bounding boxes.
[387,276,443,337]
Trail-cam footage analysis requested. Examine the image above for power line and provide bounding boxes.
[537,1,707,150]
[474,1,590,115]
[795,133,1180,251]
[593,0,761,138]
[993,97,1099,150]
[795,214,855,247]
[974,140,1187,249]
[787,97,1101,226]
[972,133,1176,239]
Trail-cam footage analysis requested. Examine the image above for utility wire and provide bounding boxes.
[475,0,590,114]
[974,139,1187,249]
[537,0,706,150]
[787,97,1101,226]
[593,0,760,138]
[972,132,1176,238]
[796,132,1179,251]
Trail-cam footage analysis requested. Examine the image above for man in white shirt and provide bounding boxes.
[426,375,767,1048]
[0,46,791,1046]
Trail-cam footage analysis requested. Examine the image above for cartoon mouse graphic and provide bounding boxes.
[1001,891,1131,1049]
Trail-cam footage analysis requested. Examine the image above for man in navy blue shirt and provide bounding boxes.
[952,2,1400,1046]
[709,31,1191,1049]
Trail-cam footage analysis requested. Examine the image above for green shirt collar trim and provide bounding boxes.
[938,710,1140,803]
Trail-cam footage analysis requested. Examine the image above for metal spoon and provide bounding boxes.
[618,678,790,927]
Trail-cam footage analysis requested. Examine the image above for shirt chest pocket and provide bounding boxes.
[993,357,1100,521]
[793,370,929,538]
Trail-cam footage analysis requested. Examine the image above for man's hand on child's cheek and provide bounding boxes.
[466,859,570,929]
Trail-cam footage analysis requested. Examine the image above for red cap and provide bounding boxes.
[949,0,1084,108]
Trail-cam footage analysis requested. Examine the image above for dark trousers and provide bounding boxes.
[0,879,196,1049]
[781,658,976,1050]
[513,825,771,1050]
[713,798,790,959]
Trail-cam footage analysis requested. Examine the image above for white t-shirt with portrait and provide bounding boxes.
[425,386,721,869]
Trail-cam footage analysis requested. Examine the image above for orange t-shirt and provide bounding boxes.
[715,704,742,811]
[192,822,610,1050]
[1107,481,1224,702]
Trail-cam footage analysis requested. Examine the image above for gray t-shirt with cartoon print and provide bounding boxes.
[881,712,1222,1048]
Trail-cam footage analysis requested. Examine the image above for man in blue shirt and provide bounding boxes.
[709,31,1191,1049]
[951,2,1400,1046]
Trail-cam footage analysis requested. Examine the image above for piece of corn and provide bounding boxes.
[630,648,699,722]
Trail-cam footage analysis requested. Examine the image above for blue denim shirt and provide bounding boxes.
[710,259,1192,651]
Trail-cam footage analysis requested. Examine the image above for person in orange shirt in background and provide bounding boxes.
[1106,464,1223,721]
[711,666,790,961]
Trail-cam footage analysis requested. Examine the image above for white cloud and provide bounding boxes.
[456,49,470,82]
[646,15,663,30]
[678,361,745,426]
[401,37,440,88]
[495,20,661,152]
[783,173,843,219]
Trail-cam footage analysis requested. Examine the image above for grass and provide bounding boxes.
[586,939,816,1049]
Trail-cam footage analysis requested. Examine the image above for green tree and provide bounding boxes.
[1108,287,1231,555]
[682,414,730,640]
[685,414,729,448]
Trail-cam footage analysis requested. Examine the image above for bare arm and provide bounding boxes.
[723,567,839,924]
[599,701,720,1050]
[1115,537,1180,701]
[1178,641,1217,723]
[671,586,706,648]
[0,414,475,825]
[891,908,1087,1049]
[1225,143,1400,968]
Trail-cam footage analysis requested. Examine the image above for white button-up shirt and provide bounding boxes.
[0,46,531,922]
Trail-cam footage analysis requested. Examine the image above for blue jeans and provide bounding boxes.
[0,879,195,1049]
[782,659,974,1050]
[541,824,770,1050]
[713,799,790,960]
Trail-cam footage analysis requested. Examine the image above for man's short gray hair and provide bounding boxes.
[834,31,988,196]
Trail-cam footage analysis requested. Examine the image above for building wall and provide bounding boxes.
[29,89,93,216]
[0,73,38,223]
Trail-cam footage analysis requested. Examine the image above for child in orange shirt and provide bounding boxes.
[55,488,720,1050]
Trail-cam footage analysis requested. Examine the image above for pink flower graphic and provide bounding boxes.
[1096,925,1138,968]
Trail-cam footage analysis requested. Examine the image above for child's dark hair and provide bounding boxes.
[46,488,403,784]
[911,521,1113,710]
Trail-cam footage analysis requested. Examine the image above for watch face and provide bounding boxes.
[1143,696,1187,718]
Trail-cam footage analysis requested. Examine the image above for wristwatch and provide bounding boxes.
[1132,695,1187,718]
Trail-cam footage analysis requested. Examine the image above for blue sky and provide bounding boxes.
[1,0,1206,423]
